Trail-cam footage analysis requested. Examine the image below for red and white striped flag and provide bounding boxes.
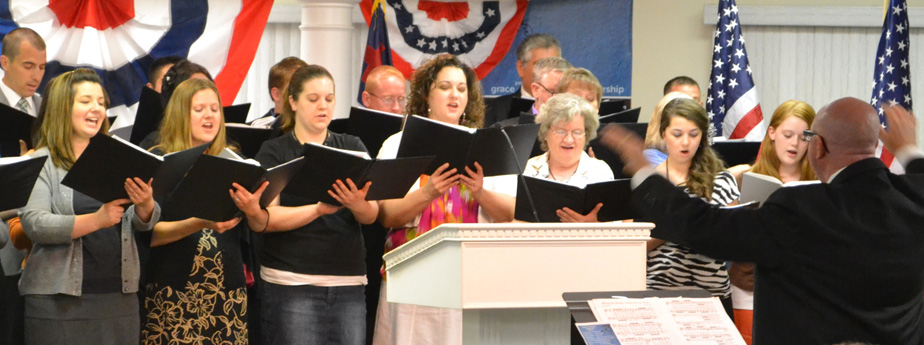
[706,0,765,141]
[871,0,912,172]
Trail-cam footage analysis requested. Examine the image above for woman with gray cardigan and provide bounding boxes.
[19,69,159,345]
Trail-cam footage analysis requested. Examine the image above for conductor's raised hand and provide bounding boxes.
[422,163,460,200]
[230,181,268,218]
[880,103,916,154]
[329,178,371,210]
[599,124,649,176]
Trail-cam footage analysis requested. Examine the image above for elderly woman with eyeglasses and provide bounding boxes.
[522,93,614,222]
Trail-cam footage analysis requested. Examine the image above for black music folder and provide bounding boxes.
[0,155,47,210]
[599,98,630,115]
[150,142,212,202]
[225,123,274,159]
[489,113,542,158]
[129,87,164,145]
[62,134,167,203]
[284,143,433,206]
[514,175,634,222]
[598,107,641,124]
[345,106,404,158]
[500,122,541,170]
[328,118,349,134]
[588,122,648,179]
[713,140,762,166]
[163,149,305,221]
[0,102,35,157]
[508,97,535,119]
[491,112,537,127]
[223,103,252,124]
[397,115,537,176]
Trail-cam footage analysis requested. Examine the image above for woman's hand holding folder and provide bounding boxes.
[230,181,270,232]
[125,177,155,223]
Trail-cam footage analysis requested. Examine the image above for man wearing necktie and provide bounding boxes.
[0,28,45,117]
[0,27,46,345]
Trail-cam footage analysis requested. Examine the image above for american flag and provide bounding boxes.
[871,0,912,170]
[358,0,394,104]
[706,0,765,141]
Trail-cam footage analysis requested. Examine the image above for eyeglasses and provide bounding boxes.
[535,82,556,96]
[550,129,586,139]
[367,92,407,107]
[802,129,829,153]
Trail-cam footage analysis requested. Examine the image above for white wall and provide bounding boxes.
[241,0,924,137]
[232,3,367,122]
[633,0,924,121]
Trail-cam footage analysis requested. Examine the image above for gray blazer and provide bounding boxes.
[18,148,160,296]
[0,220,7,250]
[0,92,41,276]
[0,90,41,114]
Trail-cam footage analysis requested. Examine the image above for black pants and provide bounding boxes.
[0,273,25,345]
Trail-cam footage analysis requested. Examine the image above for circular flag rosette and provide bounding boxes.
[382,0,527,79]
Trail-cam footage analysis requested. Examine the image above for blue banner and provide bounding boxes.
[480,0,632,98]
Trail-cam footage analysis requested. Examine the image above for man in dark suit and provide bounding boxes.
[600,97,924,345]
[0,27,45,345]
[491,57,572,159]
[491,57,571,127]
[361,65,407,115]
[357,64,407,344]
[483,33,561,126]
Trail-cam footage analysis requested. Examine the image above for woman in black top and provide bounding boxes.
[231,65,378,345]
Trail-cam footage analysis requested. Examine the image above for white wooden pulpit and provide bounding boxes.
[383,222,652,344]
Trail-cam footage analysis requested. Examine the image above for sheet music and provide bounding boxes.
[587,297,745,345]
[575,322,623,345]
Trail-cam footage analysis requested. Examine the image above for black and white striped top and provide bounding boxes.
[646,170,740,298]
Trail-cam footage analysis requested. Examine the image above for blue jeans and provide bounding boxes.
[262,282,366,345]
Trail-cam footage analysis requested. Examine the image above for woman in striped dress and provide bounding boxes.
[644,97,739,317]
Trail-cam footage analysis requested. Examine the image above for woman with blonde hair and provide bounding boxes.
[730,100,815,344]
[644,92,695,166]
[556,67,603,111]
[141,78,251,344]
[20,68,158,345]
[747,100,816,181]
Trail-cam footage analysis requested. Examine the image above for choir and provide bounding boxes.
[0,25,921,345]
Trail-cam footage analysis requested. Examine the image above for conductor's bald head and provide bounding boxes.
[809,97,880,182]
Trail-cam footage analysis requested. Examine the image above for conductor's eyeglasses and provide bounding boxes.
[802,129,830,153]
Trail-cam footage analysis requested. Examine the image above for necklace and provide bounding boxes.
[548,163,578,182]
[665,159,687,187]
[292,128,329,144]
